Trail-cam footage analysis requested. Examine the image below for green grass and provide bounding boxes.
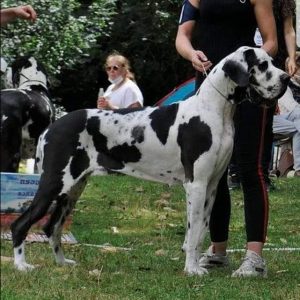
[1,175,300,300]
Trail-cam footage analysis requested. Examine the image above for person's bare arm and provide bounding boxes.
[283,16,297,75]
[252,0,277,57]
[127,102,142,109]
[1,5,37,26]
[175,0,212,72]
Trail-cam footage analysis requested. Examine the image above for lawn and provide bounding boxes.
[1,175,300,300]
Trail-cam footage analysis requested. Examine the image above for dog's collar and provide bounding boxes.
[18,73,48,90]
[200,64,231,103]
[19,80,48,90]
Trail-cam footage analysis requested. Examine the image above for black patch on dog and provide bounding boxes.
[222,60,249,87]
[266,71,272,81]
[131,126,145,144]
[98,154,124,169]
[177,117,212,182]
[86,117,120,169]
[110,144,141,163]
[86,117,106,148]
[43,194,68,238]
[244,48,258,70]
[113,107,146,115]
[258,61,268,72]
[228,86,247,104]
[70,148,90,179]
[86,116,141,169]
[204,200,208,208]
[31,110,88,205]
[149,104,179,145]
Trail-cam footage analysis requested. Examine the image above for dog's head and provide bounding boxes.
[9,55,48,89]
[222,46,290,107]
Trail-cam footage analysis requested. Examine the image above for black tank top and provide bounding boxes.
[195,0,257,87]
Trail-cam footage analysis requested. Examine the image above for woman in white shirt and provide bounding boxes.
[97,52,143,110]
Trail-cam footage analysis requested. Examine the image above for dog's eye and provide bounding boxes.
[258,61,268,72]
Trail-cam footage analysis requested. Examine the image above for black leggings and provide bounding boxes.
[210,101,274,243]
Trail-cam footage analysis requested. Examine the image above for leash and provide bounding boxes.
[199,60,253,105]
[18,73,48,90]
[199,61,231,102]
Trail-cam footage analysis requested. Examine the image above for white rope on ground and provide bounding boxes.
[82,243,132,251]
[227,248,300,253]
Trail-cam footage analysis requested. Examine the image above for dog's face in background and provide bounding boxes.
[6,56,48,88]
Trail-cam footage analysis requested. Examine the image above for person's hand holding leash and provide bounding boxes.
[190,50,212,73]
[285,57,297,76]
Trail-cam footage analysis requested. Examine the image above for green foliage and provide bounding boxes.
[1,0,194,109]
[108,0,194,105]
[1,0,116,77]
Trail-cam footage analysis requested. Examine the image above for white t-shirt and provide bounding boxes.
[104,79,143,108]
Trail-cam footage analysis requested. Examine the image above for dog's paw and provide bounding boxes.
[184,265,208,276]
[14,262,35,272]
[57,258,77,266]
[64,258,77,265]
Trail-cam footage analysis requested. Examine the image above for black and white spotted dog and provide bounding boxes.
[0,56,55,172]
[11,47,289,275]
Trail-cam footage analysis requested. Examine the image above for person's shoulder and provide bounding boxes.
[123,79,143,102]
[123,79,141,91]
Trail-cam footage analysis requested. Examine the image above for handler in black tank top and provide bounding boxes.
[176,0,278,278]
[196,0,257,88]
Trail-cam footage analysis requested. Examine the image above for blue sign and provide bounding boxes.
[1,172,40,213]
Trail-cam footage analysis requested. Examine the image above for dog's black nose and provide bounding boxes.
[280,73,290,86]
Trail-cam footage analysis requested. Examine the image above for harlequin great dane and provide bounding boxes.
[0,56,55,172]
[11,47,289,275]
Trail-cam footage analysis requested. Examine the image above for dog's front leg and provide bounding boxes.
[181,197,191,253]
[183,181,209,276]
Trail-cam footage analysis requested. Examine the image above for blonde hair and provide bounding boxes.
[105,51,135,81]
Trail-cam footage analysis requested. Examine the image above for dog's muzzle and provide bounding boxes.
[247,73,290,107]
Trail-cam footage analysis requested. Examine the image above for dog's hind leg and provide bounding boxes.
[183,181,209,276]
[11,183,59,271]
[43,176,89,266]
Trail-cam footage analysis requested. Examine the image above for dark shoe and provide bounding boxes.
[228,174,240,190]
[266,178,276,192]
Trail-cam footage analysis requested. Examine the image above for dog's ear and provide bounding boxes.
[222,60,249,87]
[244,48,258,70]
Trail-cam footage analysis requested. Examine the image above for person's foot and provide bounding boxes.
[294,170,300,177]
[232,250,267,278]
[199,245,229,268]
[266,178,276,192]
